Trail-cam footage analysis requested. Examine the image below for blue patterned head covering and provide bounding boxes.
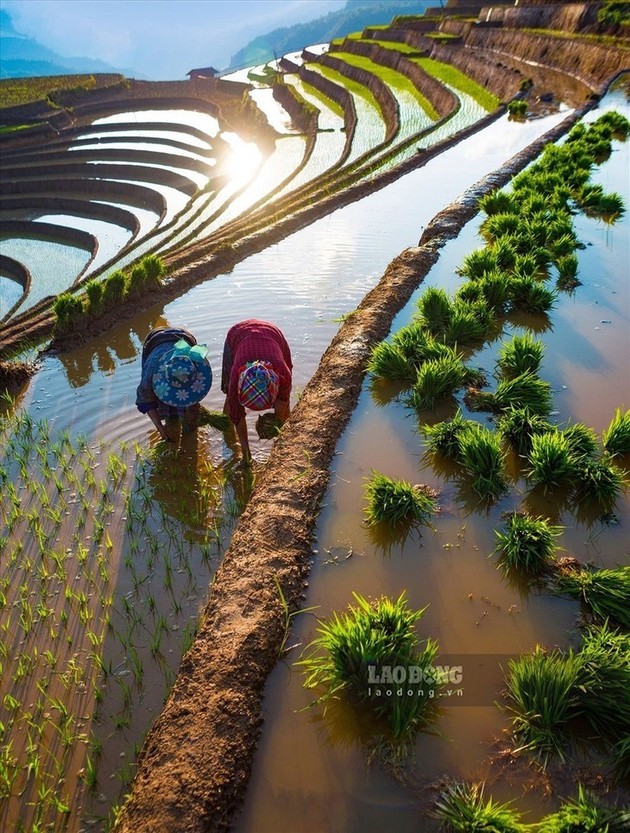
[152,340,212,406]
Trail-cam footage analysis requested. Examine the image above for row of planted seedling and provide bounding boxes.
[53,254,166,337]
[293,111,630,807]
[0,406,232,831]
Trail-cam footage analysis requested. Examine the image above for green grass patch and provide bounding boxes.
[412,57,501,111]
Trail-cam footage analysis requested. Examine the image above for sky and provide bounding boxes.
[2,0,347,79]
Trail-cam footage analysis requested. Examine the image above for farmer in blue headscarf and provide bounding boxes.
[136,326,212,441]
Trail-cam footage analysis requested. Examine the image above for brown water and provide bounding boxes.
[1,92,627,830]
[233,91,630,833]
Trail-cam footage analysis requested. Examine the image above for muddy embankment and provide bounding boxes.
[272,81,319,135]
[115,94,599,833]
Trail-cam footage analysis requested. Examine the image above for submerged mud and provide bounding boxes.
[115,98,597,833]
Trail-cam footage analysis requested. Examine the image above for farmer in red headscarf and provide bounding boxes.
[221,319,292,464]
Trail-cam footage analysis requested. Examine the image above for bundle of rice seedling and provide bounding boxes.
[457,247,499,280]
[256,412,281,439]
[458,423,507,502]
[392,325,455,369]
[537,785,630,833]
[603,408,630,457]
[367,340,415,383]
[364,471,438,528]
[492,238,518,271]
[610,736,630,782]
[422,410,471,460]
[560,421,599,458]
[433,782,522,832]
[197,408,232,432]
[554,565,630,629]
[497,407,552,456]
[471,371,552,417]
[481,213,521,243]
[504,646,581,762]
[508,276,557,315]
[416,287,453,334]
[442,306,488,347]
[475,271,513,314]
[494,511,562,574]
[497,332,544,380]
[572,456,625,507]
[479,189,519,217]
[556,253,579,287]
[297,592,438,738]
[409,355,468,411]
[575,622,630,740]
[527,431,579,491]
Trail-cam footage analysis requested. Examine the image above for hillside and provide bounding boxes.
[228,0,432,68]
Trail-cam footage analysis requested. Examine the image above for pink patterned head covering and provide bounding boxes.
[237,361,279,411]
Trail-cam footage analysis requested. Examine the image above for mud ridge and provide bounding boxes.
[115,95,597,833]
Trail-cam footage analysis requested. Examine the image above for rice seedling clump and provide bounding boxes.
[298,593,439,738]
[571,456,626,508]
[433,782,522,832]
[494,512,562,575]
[603,407,630,457]
[364,471,438,529]
[497,332,544,380]
[497,407,552,456]
[526,431,579,491]
[457,423,507,502]
[554,564,630,629]
[537,785,630,832]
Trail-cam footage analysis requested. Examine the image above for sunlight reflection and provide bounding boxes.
[220,132,263,186]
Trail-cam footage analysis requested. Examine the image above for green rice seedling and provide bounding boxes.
[560,422,599,458]
[141,253,166,284]
[442,305,488,347]
[509,276,557,315]
[457,247,499,280]
[455,281,483,305]
[393,325,456,368]
[416,287,453,334]
[527,431,579,491]
[504,646,581,762]
[508,99,527,118]
[475,271,513,314]
[433,782,523,832]
[494,511,562,574]
[610,736,630,782]
[481,212,521,242]
[498,401,550,447]
[572,456,625,507]
[364,471,438,529]
[469,371,552,417]
[577,183,625,219]
[479,190,518,217]
[101,269,127,309]
[556,253,579,289]
[602,408,630,457]
[576,622,630,740]
[554,565,630,629]
[537,784,630,832]
[497,332,544,380]
[458,423,507,502]
[367,340,414,383]
[409,355,468,411]
[297,592,438,738]
[422,410,471,459]
[195,407,231,432]
[85,279,103,314]
[53,293,84,334]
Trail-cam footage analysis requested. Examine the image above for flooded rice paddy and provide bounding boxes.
[1,79,628,831]
[233,88,630,833]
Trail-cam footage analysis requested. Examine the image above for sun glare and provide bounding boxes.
[221,132,263,185]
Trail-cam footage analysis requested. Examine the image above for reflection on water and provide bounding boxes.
[233,89,630,832]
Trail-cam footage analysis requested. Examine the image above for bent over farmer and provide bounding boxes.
[221,319,292,463]
[136,326,212,441]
